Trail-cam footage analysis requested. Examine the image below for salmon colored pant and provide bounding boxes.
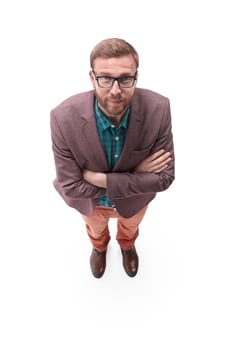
[81,206,148,252]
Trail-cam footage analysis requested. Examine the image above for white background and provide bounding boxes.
[0,0,233,349]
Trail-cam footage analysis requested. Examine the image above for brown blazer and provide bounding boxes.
[50,88,175,218]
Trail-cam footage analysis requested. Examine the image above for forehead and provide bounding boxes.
[93,55,136,75]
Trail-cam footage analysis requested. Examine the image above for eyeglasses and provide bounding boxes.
[92,71,137,88]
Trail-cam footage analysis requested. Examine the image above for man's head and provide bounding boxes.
[90,38,139,70]
[89,38,139,120]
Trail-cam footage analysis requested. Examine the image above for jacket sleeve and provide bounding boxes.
[50,110,106,200]
[107,99,175,200]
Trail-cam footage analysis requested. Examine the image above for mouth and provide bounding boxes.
[108,99,123,104]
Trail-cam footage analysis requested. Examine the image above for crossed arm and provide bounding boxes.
[83,149,172,188]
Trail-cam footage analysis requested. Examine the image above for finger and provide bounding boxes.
[153,157,172,170]
[149,150,170,162]
[159,152,171,161]
[154,149,166,157]
[152,156,172,168]
[145,149,165,162]
[153,164,168,173]
[152,149,166,159]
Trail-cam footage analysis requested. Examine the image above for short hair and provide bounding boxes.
[90,38,139,70]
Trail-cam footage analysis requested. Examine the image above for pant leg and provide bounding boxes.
[81,207,114,251]
[116,206,148,250]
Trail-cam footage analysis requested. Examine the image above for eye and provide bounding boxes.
[100,76,112,82]
[119,76,132,83]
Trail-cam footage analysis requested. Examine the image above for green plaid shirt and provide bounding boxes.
[94,98,130,208]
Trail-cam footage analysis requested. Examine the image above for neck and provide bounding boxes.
[98,103,126,126]
[106,114,122,127]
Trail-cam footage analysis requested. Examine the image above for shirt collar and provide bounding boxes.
[95,98,130,130]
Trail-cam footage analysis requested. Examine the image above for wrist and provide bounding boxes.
[95,172,107,188]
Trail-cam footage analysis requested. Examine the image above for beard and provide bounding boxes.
[95,91,131,119]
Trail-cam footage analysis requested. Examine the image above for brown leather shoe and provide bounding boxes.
[121,246,138,277]
[90,248,106,278]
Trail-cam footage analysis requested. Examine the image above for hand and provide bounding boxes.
[134,149,172,173]
[83,169,107,188]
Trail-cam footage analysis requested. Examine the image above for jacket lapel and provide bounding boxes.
[113,97,145,171]
[80,102,109,171]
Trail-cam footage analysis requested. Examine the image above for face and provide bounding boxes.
[89,55,137,120]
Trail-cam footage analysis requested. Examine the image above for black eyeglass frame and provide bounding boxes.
[92,70,137,88]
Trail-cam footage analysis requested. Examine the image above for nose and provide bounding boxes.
[110,80,121,94]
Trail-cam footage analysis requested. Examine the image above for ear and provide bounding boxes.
[89,70,95,88]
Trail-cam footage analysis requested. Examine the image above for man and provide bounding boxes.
[50,38,175,278]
